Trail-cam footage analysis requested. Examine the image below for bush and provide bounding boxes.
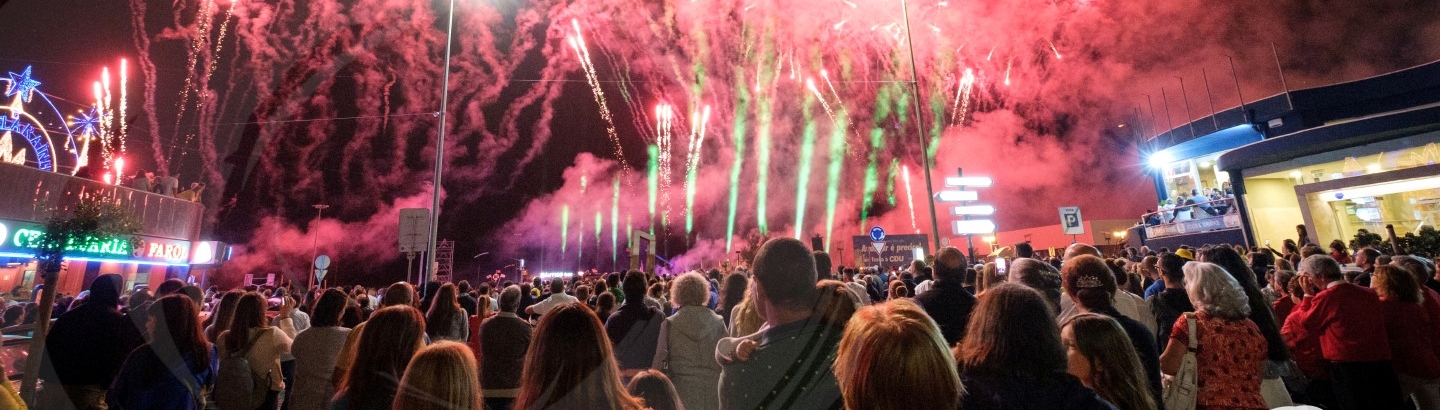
[1349,229,1385,253]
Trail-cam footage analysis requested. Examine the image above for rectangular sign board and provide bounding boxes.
[851,234,930,269]
[1059,206,1085,235]
[399,208,431,253]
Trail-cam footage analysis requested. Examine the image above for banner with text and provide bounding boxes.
[852,234,930,269]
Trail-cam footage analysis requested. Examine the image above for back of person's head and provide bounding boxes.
[1183,262,1251,319]
[1300,255,1343,282]
[625,370,683,410]
[1007,258,1063,314]
[834,299,962,410]
[932,247,968,283]
[1015,242,1035,259]
[1373,264,1422,304]
[752,238,819,311]
[383,282,415,307]
[606,273,621,289]
[427,284,461,328]
[337,305,426,407]
[87,274,123,308]
[457,280,471,294]
[1300,244,1326,259]
[720,272,749,310]
[957,284,1066,378]
[597,292,617,313]
[148,295,210,373]
[817,280,860,329]
[670,272,710,308]
[155,276,187,294]
[392,341,482,410]
[1392,255,1436,284]
[129,289,153,310]
[517,303,642,410]
[223,293,268,355]
[1061,255,1117,311]
[1158,252,1187,282]
[499,285,522,313]
[622,271,647,302]
[181,285,203,306]
[311,289,348,328]
[1060,314,1155,410]
[1063,243,1101,261]
[814,251,833,280]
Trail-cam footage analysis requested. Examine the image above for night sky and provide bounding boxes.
[2,0,1437,285]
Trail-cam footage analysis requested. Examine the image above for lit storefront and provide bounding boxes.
[0,218,193,297]
[1220,108,1440,248]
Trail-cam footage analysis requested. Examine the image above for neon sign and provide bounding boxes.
[0,219,189,265]
[1,65,84,174]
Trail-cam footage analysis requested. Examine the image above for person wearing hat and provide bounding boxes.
[1057,244,1157,335]
[1175,248,1195,261]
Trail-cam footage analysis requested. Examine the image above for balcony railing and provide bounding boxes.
[0,163,203,241]
[1141,197,1242,238]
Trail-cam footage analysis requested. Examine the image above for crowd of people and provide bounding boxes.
[126,169,205,202]
[11,233,1440,410]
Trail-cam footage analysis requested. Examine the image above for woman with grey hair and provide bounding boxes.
[651,272,726,410]
[1159,262,1268,410]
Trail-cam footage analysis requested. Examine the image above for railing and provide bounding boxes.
[0,163,203,241]
[1141,197,1243,238]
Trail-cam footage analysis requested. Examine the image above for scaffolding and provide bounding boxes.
[435,240,455,283]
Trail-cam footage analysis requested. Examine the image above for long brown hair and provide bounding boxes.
[391,341,482,410]
[1373,265,1423,304]
[335,306,426,408]
[956,284,1066,378]
[1062,314,1156,410]
[149,295,212,374]
[221,293,268,355]
[426,284,462,339]
[834,299,962,410]
[515,303,644,410]
[204,290,243,342]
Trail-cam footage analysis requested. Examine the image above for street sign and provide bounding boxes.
[399,208,431,253]
[944,177,993,187]
[949,205,995,216]
[934,190,979,202]
[1059,206,1085,235]
[869,226,886,254]
[314,254,331,270]
[952,220,997,235]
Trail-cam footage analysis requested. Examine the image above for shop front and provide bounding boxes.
[1220,106,1440,248]
[0,218,192,297]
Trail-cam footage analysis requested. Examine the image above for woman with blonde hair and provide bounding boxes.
[1061,313,1156,410]
[834,299,962,410]
[391,341,482,410]
[976,262,1003,295]
[1159,262,1267,410]
[516,303,644,410]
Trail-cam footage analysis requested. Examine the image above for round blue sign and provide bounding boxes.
[869,226,886,242]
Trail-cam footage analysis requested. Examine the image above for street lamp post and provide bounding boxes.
[899,0,944,255]
[307,204,329,290]
[426,0,458,288]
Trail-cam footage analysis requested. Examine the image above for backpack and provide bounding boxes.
[216,329,270,410]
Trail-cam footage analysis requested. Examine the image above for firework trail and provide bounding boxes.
[903,164,917,233]
[118,59,128,153]
[950,68,975,125]
[569,19,629,171]
[125,0,165,172]
[725,69,749,255]
[792,92,817,239]
[655,103,674,227]
[683,105,711,237]
[807,78,838,124]
[612,175,620,266]
[169,0,216,164]
[561,204,569,254]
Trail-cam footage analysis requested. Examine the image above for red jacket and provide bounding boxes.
[1285,283,1391,363]
[1381,297,1440,378]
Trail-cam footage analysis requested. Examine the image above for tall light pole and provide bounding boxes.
[307,203,329,290]
[426,0,458,284]
[899,0,944,255]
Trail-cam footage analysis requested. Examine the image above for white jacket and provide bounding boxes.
[653,306,726,410]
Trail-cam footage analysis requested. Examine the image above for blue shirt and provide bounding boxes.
[1144,279,1166,299]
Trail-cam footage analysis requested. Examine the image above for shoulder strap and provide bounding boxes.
[1185,313,1198,351]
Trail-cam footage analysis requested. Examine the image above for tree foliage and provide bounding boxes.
[1398,226,1440,259]
[33,195,142,275]
[1348,229,1385,254]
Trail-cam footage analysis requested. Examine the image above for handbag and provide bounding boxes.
[1163,313,1199,410]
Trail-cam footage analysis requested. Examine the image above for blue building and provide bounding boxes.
[1140,60,1440,250]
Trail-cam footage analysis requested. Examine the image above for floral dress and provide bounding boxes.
[1170,312,1268,410]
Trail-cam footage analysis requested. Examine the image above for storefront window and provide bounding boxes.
[1241,130,1440,246]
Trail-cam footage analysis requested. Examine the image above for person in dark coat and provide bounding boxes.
[606,271,665,373]
[914,247,979,346]
[107,295,217,410]
[39,274,145,409]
